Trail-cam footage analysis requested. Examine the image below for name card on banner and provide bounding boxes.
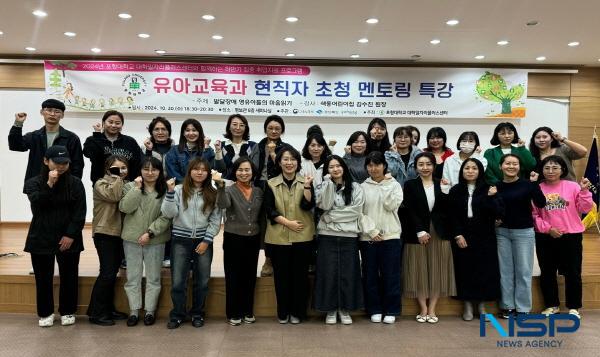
[44,60,527,119]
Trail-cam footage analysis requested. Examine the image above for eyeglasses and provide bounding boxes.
[43,108,63,115]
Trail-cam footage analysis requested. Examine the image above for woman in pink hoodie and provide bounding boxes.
[533,155,593,319]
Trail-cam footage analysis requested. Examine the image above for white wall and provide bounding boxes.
[0,89,568,222]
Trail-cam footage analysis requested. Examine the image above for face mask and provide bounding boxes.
[459,142,476,154]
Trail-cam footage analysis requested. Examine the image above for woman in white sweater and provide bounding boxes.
[360,151,404,324]
[314,155,365,325]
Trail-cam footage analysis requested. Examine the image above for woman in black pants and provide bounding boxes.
[214,157,264,326]
[24,145,86,327]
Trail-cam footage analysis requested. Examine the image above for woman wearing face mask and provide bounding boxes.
[264,145,315,324]
[484,122,536,185]
[343,131,370,183]
[441,131,488,193]
[213,158,264,326]
[367,118,391,153]
[87,155,130,326]
[403,152,455,324]
[385,126,422,187]
[360,151,404,324]
[423,127,453,180]
[449,158,503,321]
[529,127,587,182]
[495,154,546,318]
[142,117,175,171]
[24,145,86,328]
[219,114,259,180]
[165,118,223,184]
[120,157,171,327]
[83,110,143,186]
[314,155,365,325]
[532,156,593,319]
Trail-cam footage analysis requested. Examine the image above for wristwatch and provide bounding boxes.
[147,229,155,239]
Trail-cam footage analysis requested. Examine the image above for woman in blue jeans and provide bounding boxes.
[495,154,546,318]
[161,157,222,329]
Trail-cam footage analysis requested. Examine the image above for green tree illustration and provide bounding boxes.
[476,71,525,114]
[49,60,77,77]
[48,70,62,91]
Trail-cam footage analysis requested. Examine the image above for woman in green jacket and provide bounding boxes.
[119,156,171,327]
[484,122,536,185]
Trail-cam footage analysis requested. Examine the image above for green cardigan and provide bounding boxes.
[483,145,536,185]
[119,182,171,244]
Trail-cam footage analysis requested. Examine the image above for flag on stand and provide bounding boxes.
[582,130,599,231]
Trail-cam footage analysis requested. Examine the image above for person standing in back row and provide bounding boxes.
[9,99,84,190]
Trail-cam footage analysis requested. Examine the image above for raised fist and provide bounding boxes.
[15,113,27,123]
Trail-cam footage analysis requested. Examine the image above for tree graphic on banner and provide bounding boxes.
[476,71,525,115]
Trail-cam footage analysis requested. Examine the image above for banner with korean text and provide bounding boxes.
[44,61,527,119]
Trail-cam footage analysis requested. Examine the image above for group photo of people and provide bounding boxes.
[8,98,595,330]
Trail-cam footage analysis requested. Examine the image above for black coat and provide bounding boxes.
[402,177,449,244]
[448,183,504,301]
[8,125,84,190]
[83,132,143,185]
[255,138,287,181]
[24,174,86,254]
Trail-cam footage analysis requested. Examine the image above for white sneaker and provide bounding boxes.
[61,314,75,326]
[569,309,581,319]
[243,315,256,324]
[289,315,300,324]
[162,259,171,268]
[370,314,382,323]
[339,310,352,325]
[325,311,337,324]
[278,316,289,324]
[38,314,54,327]
[541,306,560,316]
[383,315,396,324]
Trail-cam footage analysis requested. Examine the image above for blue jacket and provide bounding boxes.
[165,145,224,184]
[385,146,422,187]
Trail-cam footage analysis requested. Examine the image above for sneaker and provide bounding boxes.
[61,314,75,326]
[370,314,382,323]
[228,318,242,326]
[325,311,337,325]
[569,309,581,319]
[499,309,515,319]
[382,315,396,324]
[38,314,54,327]
[541,306,560,316]
[289,315,300,324]
[278,316,289,324]
[338,310,352,325]
[243,315,256,324]
[462,301,474,321]
[162,259,171,268]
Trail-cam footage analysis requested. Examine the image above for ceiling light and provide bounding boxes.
[350,54,360,58]
[430,39,441,45]
[536,56,546,61]
[155,49,166,54]
[474,55,485,60]
[64,32,76,37]
[285,17,298,23]
[358,38,369,43]
[32,10,47,17]
[118,13,132,19]
[25,47,36,51]
[91,47,102,53]
[220,50,230,55]
[0,31,4,35]
[212,35,223,40]
[366,18,379,24]
[526,20,539,26]
[202,14,215,21]
[284,37,296,42]
[286,53,296,57]
[497,40,509,46]
[138,33,150,39]
[568,41,580,47]
[446,19,459,26]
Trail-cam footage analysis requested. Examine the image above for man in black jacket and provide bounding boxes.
[8,99,84,191]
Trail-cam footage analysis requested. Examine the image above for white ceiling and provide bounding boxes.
[1,0,600,66]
